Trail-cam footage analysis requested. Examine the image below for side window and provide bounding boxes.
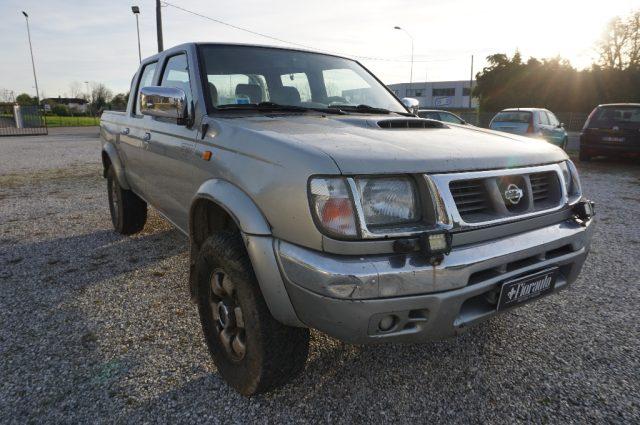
[538,111,549,125]
[160,54,192,106]
[322,68,371,104]
[281,73,312,102]
[439,112,463,124]
[547,111,559,126]
[134,62,157,116]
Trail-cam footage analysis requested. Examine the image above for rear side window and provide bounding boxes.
[589,106,640,128]
[281,73,312,102]
[160,54,192,106]
[135,62,157,116]
[538,111,549,125]
[493,111,531,123]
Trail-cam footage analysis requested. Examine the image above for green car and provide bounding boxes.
[490,108,569,150]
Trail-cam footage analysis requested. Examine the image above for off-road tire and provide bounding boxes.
[107,166,147,235]
[579,148,591,162]
[196,231,310,396]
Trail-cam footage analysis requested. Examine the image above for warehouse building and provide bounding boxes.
[387,80,477,109]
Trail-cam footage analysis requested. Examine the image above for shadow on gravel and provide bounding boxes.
[126,323,502,419]
[2,228,184,286]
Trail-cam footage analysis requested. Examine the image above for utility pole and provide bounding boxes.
[156,0,164,52]
[469,55,474,109]
[21,11,40,104]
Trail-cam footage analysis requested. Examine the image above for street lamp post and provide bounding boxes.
[21,11,40,104]
[131,6,142,64]
[394,26,414,88]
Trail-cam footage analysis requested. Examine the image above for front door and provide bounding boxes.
[135,53,200,232]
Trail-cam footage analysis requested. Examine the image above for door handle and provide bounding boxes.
[121,128,130,135]
[143,132,151,142]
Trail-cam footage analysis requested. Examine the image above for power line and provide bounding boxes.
[160,1,471,64]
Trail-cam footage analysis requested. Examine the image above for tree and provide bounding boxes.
[598,9,640,70]
[88,82,113,114]
[69,81,85,99]
[109,92,129,111]
[16,93,37,105]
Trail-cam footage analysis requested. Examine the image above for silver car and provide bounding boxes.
[100,42,594,396]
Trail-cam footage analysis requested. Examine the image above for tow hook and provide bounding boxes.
[573,199,595,225]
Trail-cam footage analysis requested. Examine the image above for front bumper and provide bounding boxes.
[277,216,594,344]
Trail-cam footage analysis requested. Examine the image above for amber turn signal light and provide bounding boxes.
[202,151,212,161]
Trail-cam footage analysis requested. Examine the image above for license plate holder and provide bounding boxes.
[497,267,559,311]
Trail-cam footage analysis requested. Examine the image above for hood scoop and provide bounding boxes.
[377,118,446,129]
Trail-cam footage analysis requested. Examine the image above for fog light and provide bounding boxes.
[378,315,397,332]
[419,231,452,259]
[428,233,447,252]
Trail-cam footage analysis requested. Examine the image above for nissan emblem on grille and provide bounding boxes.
[504,183,524,205]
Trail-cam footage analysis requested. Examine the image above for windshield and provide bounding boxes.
[589,106,640,129]
[198,45,406,113]
[493,111,532,123]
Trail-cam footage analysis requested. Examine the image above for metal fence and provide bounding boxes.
[0,104,47,136]
[456,111,589,132]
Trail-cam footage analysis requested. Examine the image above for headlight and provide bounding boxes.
[559,160,582,204]
[309,176,421,239]
[354,177,419,228]
[309,177,357,238]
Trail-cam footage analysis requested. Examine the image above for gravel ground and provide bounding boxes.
[1,130,639,424]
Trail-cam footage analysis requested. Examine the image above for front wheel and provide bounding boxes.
[196,231,310,396]
[561,137,568,151]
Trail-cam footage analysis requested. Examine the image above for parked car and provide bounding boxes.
[490,108,568,149]
[579,103,640,161]
[417,109,469,125]
[100,42,594,396]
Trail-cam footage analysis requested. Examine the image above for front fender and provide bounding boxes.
[189,180,304,326]
[191,179,271,235]
[102,142,130,190]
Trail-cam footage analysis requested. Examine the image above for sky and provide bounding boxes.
[1,0,637,99]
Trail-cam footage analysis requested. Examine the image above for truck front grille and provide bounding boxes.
[438,164,565,226]
[449,180,491,221]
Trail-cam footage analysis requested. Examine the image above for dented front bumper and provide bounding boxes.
[276,216,594,344]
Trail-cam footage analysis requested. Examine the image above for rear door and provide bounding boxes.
[545,111,566,145]
[119,61,157,194]
[537,110,553,140]
[136,52,201,231]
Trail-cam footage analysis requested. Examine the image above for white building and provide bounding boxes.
[387,80,478,109]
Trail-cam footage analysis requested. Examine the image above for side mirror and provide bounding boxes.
[140,86,188,124]
[401,97,420,115]
[558,122,564,128]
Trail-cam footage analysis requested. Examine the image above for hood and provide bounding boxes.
[219,114,568,174]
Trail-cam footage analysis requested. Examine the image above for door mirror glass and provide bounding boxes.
[139,86,188,124]
[401,97,420,114]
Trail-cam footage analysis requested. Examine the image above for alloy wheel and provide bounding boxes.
[209,268,246,361]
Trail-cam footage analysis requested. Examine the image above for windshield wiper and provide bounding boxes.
[217,102,306,111]
[216,102,345,114]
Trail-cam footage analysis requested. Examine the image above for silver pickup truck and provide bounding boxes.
[100,42,594,395]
